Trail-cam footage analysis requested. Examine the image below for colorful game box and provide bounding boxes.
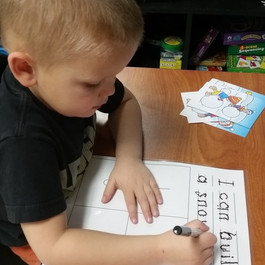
[228,42,265,56]
[190,27,220,65]
[227,55,265,73]
[223,31,265,45]
[198,51,227,67]
[226,42,265,73]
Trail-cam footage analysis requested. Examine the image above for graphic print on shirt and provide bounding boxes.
[60,115,96,199]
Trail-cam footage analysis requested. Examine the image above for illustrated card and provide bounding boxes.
[180,91,250,137]
[187,79,265,130]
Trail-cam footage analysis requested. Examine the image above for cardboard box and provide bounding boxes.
[198,51,227,67]
[190,27,219,65]
[223,31,265,45]
[196,65,223,71]
[160,58,182,69]
[227,54,265,73]
[228,42,265,56]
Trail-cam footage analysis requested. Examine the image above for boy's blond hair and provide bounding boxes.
[0,0,144,68]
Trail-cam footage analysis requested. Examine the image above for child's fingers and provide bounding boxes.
[150,177,163,205]
[185,219,210,232]
[101,177,117,203]
[123,191,139,224]
[144,184,161,218]
[202,247,215,265]
[200,232,217,248]
[137,187,155,223]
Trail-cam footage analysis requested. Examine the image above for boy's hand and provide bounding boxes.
[158,220,217,265]
[101,157,163,224]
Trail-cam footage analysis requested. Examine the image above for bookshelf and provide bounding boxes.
[130,0,265,71]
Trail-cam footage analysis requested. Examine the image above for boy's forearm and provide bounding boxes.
[108,95,143,160]
[48,228,161,265]
[22,213,161,265]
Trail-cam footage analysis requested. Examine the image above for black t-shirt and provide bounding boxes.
[0,66,124,246]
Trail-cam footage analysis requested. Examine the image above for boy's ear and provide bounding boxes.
[8,52,37,87]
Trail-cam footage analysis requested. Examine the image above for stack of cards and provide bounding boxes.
[180,78,265,137]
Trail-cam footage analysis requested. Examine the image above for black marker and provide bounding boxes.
[173,226,202,237]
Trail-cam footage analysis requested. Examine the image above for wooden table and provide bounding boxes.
[95,67,265,265]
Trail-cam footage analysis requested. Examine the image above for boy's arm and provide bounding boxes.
[22,214,216,265]
[101,87,163,224]
[21,211,160,265]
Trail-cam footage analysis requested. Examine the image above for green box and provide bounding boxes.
[228,42,265,56]
[227,54,265,73]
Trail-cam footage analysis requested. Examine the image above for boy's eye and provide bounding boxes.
[83,82,100,88]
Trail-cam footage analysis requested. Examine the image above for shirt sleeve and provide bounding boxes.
[0,137,66,224]
[98,78,124,113]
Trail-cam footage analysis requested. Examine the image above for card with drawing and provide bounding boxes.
[180,78,265,137]
[180,91,251,137]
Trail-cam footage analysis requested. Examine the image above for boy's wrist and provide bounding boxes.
[115,155,142,164]
[153,234,166,265]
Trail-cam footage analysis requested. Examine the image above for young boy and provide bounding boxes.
[0,1,216,264]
